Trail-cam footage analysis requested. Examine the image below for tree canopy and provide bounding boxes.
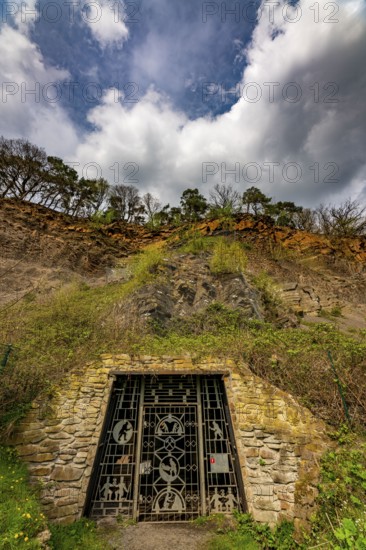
[1,136,365,237]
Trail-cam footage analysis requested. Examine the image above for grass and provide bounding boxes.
[0,446,114,550]
[202,513,300,549]
[130,245,166,283]
[133,308,366,430]
[205,531,260,549]
[0,446,47,549]
[49,519,109,550]
[209,239,248,274]
[303,434,366,549]
[319,305,344,319]
[250,270,282,316]
[178,230,215,255]
[0,246,166,430]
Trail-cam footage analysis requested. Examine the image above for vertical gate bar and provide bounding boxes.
[132,377,145,520]
[83,378,118,517]
[196,377,206,516]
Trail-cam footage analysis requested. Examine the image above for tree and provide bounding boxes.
[292,208,317,232]
[142,192,163,227]
[167,206,182,226]
[242,186,272,216]
[0,138,110,217]
[42,156,79,211]
[209,184,241,213]
[70,178,110,217]
[267,201,303,227]
[108,185,143,223]
[316,199,366,238]
[180,188,208,221]
[0,136,49,201]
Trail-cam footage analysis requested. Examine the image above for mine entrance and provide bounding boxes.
[85,375,246,522]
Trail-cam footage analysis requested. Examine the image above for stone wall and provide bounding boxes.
[8,355,331,530]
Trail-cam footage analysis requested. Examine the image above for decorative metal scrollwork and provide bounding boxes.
[86,375,246,522]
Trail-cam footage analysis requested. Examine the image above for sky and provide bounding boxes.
[0,0,366,207]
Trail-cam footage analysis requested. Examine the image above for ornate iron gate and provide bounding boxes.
[85,375,246,521]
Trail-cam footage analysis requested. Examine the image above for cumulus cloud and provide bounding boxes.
[73,0,366,206]
[0,21,79,156]
[1,0,366,207]
[83,0,129,49]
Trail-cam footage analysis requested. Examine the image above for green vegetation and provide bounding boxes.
[206,514,299,549]
[134,308,366,430]
[0,446,47,549]
[206,531,259,550]
[250,271,282,316]
[305,433,366,549]
[209,239,247,274]
[0,446,110,550]
[178,230,215,254]
[0,246,166,430]
[130,245,166,283]
[49,519,108,550]
[319,305,344,319]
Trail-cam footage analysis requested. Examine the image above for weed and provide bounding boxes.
[0,446,47,549]
[49,518,109,550]
[319,305,344,320]
[175,228,215,255]
[0,246,167,430]
[207,513,300,549]
[131,245,166,284]
[250,271,282,319]
[304,441,366,548]
[210,239,247,274]
[206,531,259,550]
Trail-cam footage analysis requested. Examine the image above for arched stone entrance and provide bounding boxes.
[8,354,331,531]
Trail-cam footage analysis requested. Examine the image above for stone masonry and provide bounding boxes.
[8,355,331,531]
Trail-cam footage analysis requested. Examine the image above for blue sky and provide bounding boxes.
[0,0,366,206]
[29,0,258,125]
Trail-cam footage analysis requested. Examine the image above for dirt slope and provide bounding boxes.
[1,199,366,330]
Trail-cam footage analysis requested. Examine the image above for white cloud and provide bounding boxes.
[83,0,129,49]
[73,0,366,206]
[1,0,366,207]
[0,23,79,156]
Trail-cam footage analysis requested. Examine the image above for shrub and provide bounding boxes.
[179,232,215,255]
[131,245,165,283]
[210,239,247,274]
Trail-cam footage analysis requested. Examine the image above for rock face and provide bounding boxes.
[8,355,331,531]
[114,254,264,329]
[280,283,321,315]
[197,217,366,265]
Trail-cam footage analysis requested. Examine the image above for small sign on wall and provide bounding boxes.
[210,454,229,473]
